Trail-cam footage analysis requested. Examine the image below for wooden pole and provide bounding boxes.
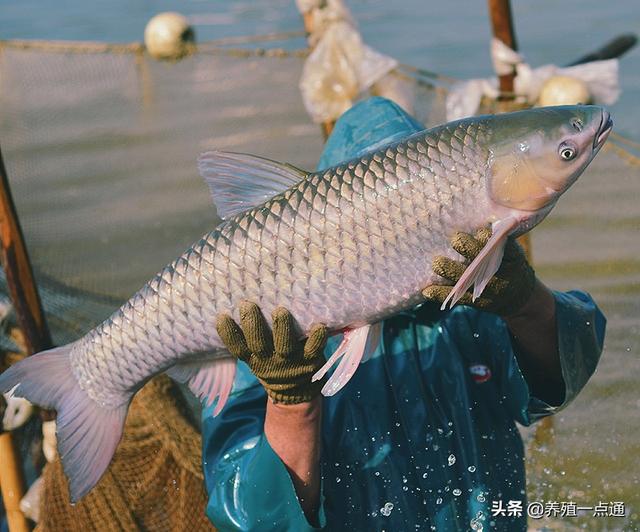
[0,147,52,354]
[487,0,518,99]
[486,0,553,446]
[0,145,53,530]
[0,434,29,532]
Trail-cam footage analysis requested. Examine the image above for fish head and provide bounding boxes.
[486,105,612,213]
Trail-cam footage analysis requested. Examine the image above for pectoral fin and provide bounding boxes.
[312,323,381,396]
[442,217,519,309]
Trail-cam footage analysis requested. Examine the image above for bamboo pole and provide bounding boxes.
[0,145,53,531]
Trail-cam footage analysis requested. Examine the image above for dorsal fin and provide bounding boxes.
[197,151,308,219]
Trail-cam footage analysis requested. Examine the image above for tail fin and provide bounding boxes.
[0,344,128,502]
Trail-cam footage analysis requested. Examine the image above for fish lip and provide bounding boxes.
[594,109,613,149]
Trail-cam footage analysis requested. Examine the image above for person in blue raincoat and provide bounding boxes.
[201,97,605,531]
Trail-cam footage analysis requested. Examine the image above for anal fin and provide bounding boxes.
[166,356,237,416]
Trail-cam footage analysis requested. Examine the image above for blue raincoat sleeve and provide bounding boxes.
[499,290,606,426]
[201,97,421,531]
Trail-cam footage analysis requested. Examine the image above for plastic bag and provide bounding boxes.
[299,0,397,124]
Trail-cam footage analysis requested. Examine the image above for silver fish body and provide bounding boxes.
[74,118,496,407]
[0,105,612,501]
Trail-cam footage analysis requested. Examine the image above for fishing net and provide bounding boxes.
[0,41,447,349]
[35,375,213,531]
[0,38,447,530]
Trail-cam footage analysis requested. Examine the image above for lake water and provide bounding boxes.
[1,1,639,529]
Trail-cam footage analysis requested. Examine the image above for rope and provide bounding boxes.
[0,39,145,55]
[397,63,458,84]
[200,30,306,47]
[196,46,309,59]
[0,30,308,57]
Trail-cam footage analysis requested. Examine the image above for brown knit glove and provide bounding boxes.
[216,302,328,404]
[422,228,536,317]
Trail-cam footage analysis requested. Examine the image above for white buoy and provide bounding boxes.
[538,75,591,106]
[144,12,195,60]
[2,394,34,431]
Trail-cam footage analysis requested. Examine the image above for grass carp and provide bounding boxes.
[0,105,612,500]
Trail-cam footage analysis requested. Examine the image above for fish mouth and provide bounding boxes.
[594,109,613,149]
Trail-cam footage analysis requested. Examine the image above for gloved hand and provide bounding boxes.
[422,228,536,317]
[216,302,328,404]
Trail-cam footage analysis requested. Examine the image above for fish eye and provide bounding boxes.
[571,118,583,132]
[559,142,577,161]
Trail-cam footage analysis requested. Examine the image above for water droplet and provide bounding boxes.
[473,332,480,338]
[433,444,439,451]
[336,477,341,483]
[436,497,443,505]
[519,141,529,152]
[448,454,456,466]
[477,493,486,503]
[453,488,462,496]
[402,486,409,492]
[468,465,476,473]
[402,476,408,483]
[422,472,428,479]
[380,502,394,516]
